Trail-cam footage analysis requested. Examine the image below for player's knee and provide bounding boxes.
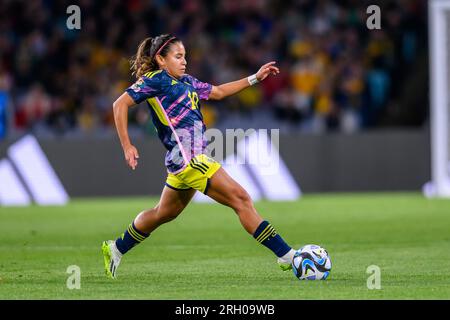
[157,211,179,223]
[157,206,183,223]
[230,188,253,213]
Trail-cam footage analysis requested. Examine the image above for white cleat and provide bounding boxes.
[277,249,296,271]
[101,240,122,279]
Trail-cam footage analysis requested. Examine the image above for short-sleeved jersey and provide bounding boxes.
[126,69,212,174]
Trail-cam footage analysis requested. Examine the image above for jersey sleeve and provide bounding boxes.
[125,75,162,104]
[184,74,212,100]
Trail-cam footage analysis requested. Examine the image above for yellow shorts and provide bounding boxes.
[165,154,221,194]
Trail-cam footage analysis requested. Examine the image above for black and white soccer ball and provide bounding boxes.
[292,244,332,280]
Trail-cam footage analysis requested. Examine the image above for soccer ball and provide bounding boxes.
[292,244,332,280]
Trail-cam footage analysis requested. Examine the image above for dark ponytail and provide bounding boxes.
[130,34,180,78]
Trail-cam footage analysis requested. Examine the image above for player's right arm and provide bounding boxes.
[113,92,140,170]
[114,73,163,170]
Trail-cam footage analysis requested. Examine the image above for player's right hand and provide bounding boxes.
[123,144,139,170]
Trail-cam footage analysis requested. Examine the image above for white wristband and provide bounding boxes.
[247,74,259,86]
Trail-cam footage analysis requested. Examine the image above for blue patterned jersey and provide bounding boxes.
[126,69,212,174]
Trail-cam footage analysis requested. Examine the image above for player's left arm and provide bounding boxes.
[209,61,280,100]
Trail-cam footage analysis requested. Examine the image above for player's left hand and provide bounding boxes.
[256,61,280,82]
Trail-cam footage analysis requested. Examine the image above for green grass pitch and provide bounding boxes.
[0,193,449,299]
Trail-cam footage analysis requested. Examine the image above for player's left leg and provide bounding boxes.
[206,168,295,270]
[102,187,196,279]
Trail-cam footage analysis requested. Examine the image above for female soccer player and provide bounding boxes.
[102,34,296,279]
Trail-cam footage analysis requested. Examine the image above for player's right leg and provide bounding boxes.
[206,168,296,271]
[172,154,295,271]
[102,186,196,279]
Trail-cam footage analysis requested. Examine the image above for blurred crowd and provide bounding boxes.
[0,0,427,139]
